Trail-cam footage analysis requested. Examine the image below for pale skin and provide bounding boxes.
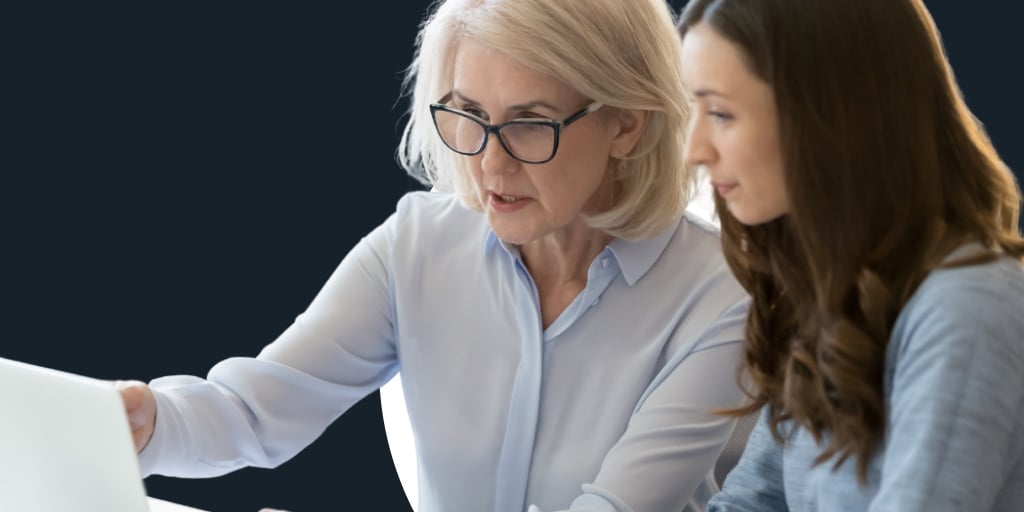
[680,23,790,225]
[116,36,648,510]
[453,39,647,326]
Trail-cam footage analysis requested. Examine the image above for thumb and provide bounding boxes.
[112,380,151,424]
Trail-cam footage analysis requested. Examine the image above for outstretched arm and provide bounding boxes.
[135,213,402,477]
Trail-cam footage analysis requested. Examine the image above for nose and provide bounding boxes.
[683,115,717,168]
[480,132,519,176]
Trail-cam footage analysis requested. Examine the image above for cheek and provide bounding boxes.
[750,150,788,213]
[528,163,606,218]
[735,128,781,176]
[568,138,614,182]
[757,133,786,197]
[540,137,609,187]
[768,164,789,209]
[467,161,486,190]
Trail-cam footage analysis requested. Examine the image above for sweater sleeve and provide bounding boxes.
[707,407,790,512]
[868,257,1024,511]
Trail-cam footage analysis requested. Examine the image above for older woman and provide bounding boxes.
[117,1,749,510]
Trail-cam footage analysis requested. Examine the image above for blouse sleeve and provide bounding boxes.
[138,210,401,477]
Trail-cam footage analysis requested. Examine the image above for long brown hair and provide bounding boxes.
[678,0,1024,481]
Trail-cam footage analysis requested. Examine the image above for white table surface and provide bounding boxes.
[148,496,208,512]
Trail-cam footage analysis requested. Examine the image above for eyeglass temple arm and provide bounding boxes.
[562,102,604,126]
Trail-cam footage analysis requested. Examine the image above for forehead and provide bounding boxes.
[680,23,759,93]
[450,38,582,106]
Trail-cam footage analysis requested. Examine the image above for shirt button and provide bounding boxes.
[601,257,609,268]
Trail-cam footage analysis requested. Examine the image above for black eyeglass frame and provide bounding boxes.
[429,93,605,164]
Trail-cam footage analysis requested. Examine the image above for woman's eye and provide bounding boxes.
[454,104,485,119]
[709,111,733,123]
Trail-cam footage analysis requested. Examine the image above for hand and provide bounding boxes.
[113,380,157,453]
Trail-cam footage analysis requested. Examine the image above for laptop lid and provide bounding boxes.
[0,356,153,511]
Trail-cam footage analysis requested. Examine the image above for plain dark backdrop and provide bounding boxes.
[3,1,1020,510]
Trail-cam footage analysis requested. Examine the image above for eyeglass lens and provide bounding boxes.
[433,109,557,163]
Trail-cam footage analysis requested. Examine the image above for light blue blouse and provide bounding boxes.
[138,191,750,512]
[709,248,1024,511]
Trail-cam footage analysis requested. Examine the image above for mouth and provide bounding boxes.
[489,191,529,203]
[711,181,738,197]
[495,193,522,202]
[487,191,532,212]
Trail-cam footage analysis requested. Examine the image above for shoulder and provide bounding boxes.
[388,190,487,241]
[665,210,733,276]
[902,252,1024,323]
[371,191,491,273]
[680,209,722,239]
[645,211,750,351]
[658,210,736,288]
[891,252,1024,364]
[394,189,471,221]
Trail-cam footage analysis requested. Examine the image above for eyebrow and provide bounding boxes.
[450,90,561,113]
[692,89,731,100]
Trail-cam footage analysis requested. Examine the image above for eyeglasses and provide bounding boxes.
[429,93,604,164]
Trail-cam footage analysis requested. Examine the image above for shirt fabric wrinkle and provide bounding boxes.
[139,191,750,512]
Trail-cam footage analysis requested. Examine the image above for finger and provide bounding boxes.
[113,382,151,419]
[113,380,144,408]
[110,381,155,451]
[132,429,150,451]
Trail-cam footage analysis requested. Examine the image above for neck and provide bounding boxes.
[519,220,612,289]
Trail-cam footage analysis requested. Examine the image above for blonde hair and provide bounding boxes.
[397,0,692,239]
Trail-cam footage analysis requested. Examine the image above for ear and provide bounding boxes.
[609,108,649,158]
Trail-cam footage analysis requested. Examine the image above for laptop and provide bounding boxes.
[0,356,206,511]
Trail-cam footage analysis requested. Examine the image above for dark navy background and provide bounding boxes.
[2,1,1019,510]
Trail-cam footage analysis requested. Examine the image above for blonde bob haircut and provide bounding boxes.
[397,0,692,240]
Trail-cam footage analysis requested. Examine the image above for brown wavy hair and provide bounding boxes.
[678,0,1024,481]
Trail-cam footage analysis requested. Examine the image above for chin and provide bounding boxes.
[730,208,786,226]
[487,221,533,245]
[492,223,554,246]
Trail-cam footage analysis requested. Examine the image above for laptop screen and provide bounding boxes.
[0,356,187,511]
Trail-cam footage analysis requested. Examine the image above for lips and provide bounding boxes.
[711,182,738,196]
[487,191,531,212]
[494,193,523,202]
[488,190,530,202]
